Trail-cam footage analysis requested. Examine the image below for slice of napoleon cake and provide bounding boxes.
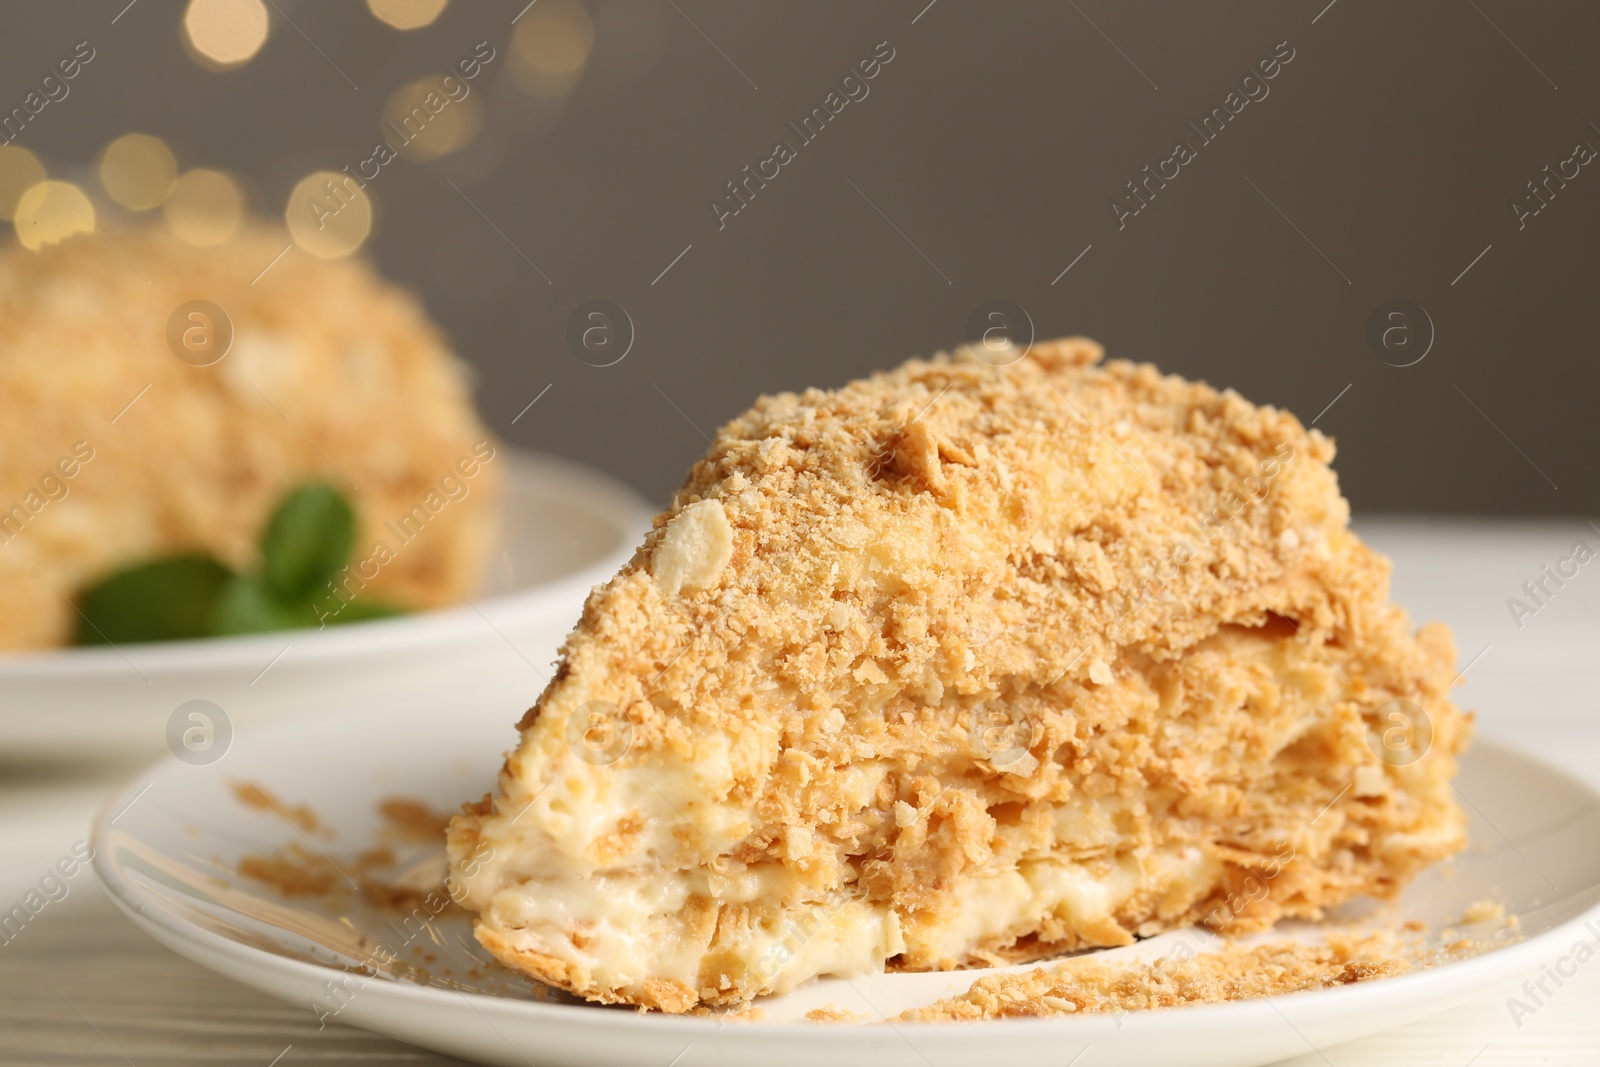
[446,337,1469,1012]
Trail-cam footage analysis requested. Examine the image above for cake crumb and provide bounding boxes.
[897,934,1498,1022]
[1461,899,1506,925]
[651,498,733,596]
[1352,764,1389,797]
[806,1004,863,1022]
[231,781,322,834]
[378,797,454,841]
[238,843,344,897]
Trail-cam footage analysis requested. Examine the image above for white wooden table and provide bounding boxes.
[3,518,1598,1065]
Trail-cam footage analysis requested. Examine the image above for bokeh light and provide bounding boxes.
[13,181,97,251]
[285,170,373,259]
[164,168,245,245]
[366,0,448,30]
[0,146,47,221]
[182,0,270,69]
[99,133,179,211]
[382,75,484,162]
[510,0,595,99]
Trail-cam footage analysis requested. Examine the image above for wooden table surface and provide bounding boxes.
[3,519,1598,1065]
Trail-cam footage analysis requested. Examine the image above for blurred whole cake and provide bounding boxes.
[0,225,499,651]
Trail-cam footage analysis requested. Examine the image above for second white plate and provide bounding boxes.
[0,449,654,762]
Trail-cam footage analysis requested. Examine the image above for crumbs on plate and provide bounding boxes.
[896,931,1514,1022]
[230,780,323,834]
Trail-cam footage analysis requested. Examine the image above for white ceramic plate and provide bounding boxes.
[0,449,653,763]
[93,687,1600,1067]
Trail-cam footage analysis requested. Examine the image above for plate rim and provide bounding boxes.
[0,448,655,678]
[90,733,1600,1041]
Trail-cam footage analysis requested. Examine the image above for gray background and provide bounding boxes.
[7,0,1596,513]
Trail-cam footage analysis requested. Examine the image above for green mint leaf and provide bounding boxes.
[75,554,234,645]
[211,576,321,636]
[260,482,355,599]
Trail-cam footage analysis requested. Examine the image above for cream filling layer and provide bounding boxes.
[482,842,1216,1000]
